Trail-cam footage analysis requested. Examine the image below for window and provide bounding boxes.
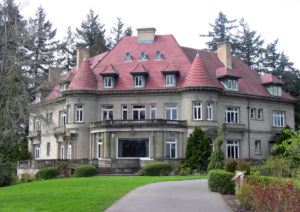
[165,75,175,87]
[67,106,71,123]
[207,102,213,120]
[118,138,149,158]
[75,105,83,122]
[60,111,66,126]
[227,80,238,91]
[225,107,239,124]
[60,84,67,96]
[35,145,40,159]
[250,109,255,119]
[102,106,113,120]
[133,105,146,120]
[139,51,148,61]
[122,105,128,120]
[273,86,282,96]
[226,141,239,159]
[273,111,284,127]
[34,118,41,131]
[61,144,64,159]
[47,143,50,156]
[97,139,102,159]
[209,138,214,152]
[104,77,113,88]
[68,142,71,159]
[255,140,260,154]
[165,104,177,120]
[134,76,143,87]
[124,52,132,62]
[36,93,41,103]
[257,109,263,120]
[150,105,156,119]
[154,51,163,60]
[193,102,202,120]
[166,138,176,158]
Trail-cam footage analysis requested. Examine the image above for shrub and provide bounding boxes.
[0,158,13,187]
[142,162,172,176]
[224,157,237,173]
[35,167,60,180]
[74,165,97,177]
[57,161,70,176]
[25,178,32,183]
[179,167,191,176]
[171,162,182,175]
[236,158,251,174]
[208,170,235,194]
[207,128,225,171]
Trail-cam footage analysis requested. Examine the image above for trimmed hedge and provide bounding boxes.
[74,165,97,177]
[208,170,235,194]
[35,167,60,180]
[142,162,172,176]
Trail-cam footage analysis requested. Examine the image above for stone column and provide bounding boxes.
[103,132,111,159]
[154,131,164,158]
[150,131,155,159]
[111,132,116,159]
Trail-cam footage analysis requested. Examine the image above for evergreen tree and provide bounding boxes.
[124,26,133,36]
[274,125,293,155]
[184,126,211,171]
[28,5,61,79]
[61,26,76,73]
[232,18,265,72]
[76,8,110,57]
[200,11,238,51]
[263,39,280,73]
[207,128,225,171]
[111,17,124,45]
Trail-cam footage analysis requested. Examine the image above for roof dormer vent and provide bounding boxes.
[137,28,156,44]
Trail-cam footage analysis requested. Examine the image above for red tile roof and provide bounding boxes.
[261,73,285,85]
[130,63,148,74]
[162,62,179,72]
[100,64,118,75]
[216,67,241,79]
[67,59,98,90]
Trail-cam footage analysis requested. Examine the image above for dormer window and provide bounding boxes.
[139,51,148,61]
[36,93,41,103]
[227,79,238,91]
[60,84,67,96]
[100,64,119,89]
[261,74,284,97]
[165,74,176,87]
[124,52,132,62]
[273,86,282,96]
[103,77,113,88]
[134,76,144,87]
[154,51,163,60]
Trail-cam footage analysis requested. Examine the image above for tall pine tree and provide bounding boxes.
[111,17,124,45]
[124,26,133,36]
[200,11,237,51]
[61,26,76,73]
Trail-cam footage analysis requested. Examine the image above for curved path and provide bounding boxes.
[105,179,232,212]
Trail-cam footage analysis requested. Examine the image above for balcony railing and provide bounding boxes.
[90,119,187,128]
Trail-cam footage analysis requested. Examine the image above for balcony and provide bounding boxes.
[90,119,187,128]
[54,126,66,135]
[223,123,246,132]
[28,130,41,138]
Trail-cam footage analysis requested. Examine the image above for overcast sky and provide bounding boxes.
[20,0,300,69]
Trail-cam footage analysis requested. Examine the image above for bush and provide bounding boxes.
[208,170,235,194]
[170,162,182,175]
[35,167,60,180]
[179,167,191,176]
[142,162,172,176]
[0,160,13,187]
[236,158,251,174]
[224,157,237,173]
[74,165,97,177]
[25,178,32,183]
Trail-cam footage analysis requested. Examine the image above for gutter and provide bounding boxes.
[247,99,251,160]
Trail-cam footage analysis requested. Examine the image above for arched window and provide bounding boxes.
[208,138,214,152]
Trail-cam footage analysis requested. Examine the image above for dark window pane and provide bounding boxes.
[171,144,175,158]
[166,143,170,158]
[172,110,177,120]
[151,110,155,119]
[133,111,139,119]
[118,138,149,158]
[166,110,171,119]
[123,111,127,120]
[140,110,145,119]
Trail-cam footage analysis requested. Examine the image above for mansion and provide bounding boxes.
[28,28,297,165]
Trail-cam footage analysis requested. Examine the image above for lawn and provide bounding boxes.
[0,176,207,212]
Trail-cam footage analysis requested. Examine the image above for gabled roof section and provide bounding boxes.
[100,64,119,76]
[130,63,149,75]
[182,53,216,87]
[216,67,241,79]
[88,52,108,69]
[67,59,98,90]
[161,62,180,75]
[261,73,285,85]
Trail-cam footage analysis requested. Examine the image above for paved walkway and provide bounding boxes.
[105,179,232,212]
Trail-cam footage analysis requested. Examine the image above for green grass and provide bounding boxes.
[0,176,207,212]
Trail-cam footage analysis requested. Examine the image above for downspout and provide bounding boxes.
[247,99,251,160]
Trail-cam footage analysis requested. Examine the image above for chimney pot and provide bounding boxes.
[48,67,62,82]
[137,28,156,44]
[217,42,232,69]
[76,47,90,71]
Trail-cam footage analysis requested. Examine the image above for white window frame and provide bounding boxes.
[67,105,71,123]
[60,111,66,126]
[165,75,175,86]
[225,107,239,124]
[207,102,213,120]
[193,102,202,120]
[166,138,176,158]
[60,84,67,96]
[61,144,64,159]
[232,80,238,90]
[274,86,278,95]
[134,76,143,87]
[165,104,177,120]
[228,80,232,89]
[150,105,156,119]
[102,106,113,120]
[34,118,41,131]
[75,105,83,122]
[132,105,146,120]
[104,77,113,88]
[122,105,128,120]
[36,93,41,103]
[250,109,255,119]
[255,140,260,154]
[273,111,284,127]
[226,141,239,159]
[278,86,282,96]
[257,109,263,120]
[68,142,72,159]
[35,145,40,159]
[97,139,102,159]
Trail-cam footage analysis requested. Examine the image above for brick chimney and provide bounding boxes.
[137,28,156,44]
[76,47,90,71]
[48,67,62,82]
[217,42,232,69]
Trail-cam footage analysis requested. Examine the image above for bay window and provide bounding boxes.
[193,102,202,120]
[75,105,83,122]
[166,138,176,158]
[60,111,66,126]
[207,102,213,120]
